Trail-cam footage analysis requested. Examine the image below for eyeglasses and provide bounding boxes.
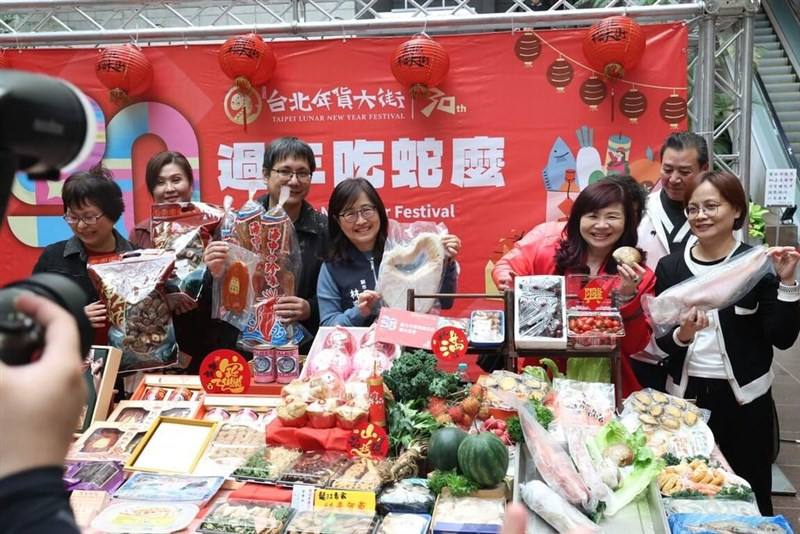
[339,205,378,224]
[685,203,722,219]
[271,168,312,183]
[63,213,104,225]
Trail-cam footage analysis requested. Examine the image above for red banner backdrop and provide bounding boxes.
[0,25,687,314]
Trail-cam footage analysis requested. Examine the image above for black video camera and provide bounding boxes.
[0,69,98,365]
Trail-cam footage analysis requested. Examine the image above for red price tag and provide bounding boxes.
[347,422,389,459]
[199,349,251,394]
[579,279,608,310]
[431,326,468,360]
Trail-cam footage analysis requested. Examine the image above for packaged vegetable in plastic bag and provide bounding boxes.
[151,202,223,299]
[88,250,178,372]
[377,220,449,314]
[520,480,600,533]
[642,245,773,337]
[377,478,435,514]
[212,242,260,331]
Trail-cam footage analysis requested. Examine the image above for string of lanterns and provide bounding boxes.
[514,17,688,128]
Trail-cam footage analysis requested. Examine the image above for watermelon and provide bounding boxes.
[457,432,509,488]
[428,427,468,472]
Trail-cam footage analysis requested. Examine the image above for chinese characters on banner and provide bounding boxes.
[0,27,688,313]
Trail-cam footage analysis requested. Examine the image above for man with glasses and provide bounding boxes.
[631,131,710,390]
[32,164,135,344]
[205,137,328,345]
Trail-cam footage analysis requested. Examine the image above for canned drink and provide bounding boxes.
[251,344,276,384]
[274,345,300,384]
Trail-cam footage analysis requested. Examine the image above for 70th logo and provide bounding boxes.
[421,88,468,117]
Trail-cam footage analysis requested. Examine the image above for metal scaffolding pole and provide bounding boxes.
[700,13,717,169]
[0,4,704,45]
[738,9,755,191]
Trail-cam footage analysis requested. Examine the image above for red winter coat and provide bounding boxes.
[499,229,654,398]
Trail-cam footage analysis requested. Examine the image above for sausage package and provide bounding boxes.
[88,250,178,372]
[151,202,223,299]
[222,189,302,347]
[212,243,260,331]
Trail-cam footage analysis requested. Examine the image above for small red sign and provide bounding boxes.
[431,326,468,360]
[579,279,608,310]
[200,349,251,394]
[347,422,389,459]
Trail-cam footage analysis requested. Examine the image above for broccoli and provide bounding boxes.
[383,350,460,404]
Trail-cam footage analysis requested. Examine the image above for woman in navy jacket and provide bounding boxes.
[317,177,461,327]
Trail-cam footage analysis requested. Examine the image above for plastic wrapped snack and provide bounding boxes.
[431,496,505,534]
[643,246,773,337]
[212,243,260,331]
[668,513,792,534]
[199,500,293,534]
[377,479,435,514]
[330,458,390,492]
[378,513,430,534]
[88,250,178,372]
[231,447,302,483]
[285,511,376,534]
[278,451,351,487]
[378,221,449,314]
[151,202,223,299]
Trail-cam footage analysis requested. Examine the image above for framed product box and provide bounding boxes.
[69,423,129,461]
[125,417,218,474]
[77,346,122,433]
[107,400,202,428]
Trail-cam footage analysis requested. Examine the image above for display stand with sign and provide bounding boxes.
[406,286,623,410]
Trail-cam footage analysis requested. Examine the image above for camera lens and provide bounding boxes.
[0,273,93,365]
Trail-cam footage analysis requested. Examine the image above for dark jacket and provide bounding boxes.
[257,196,329,338]
[655,242,800,404]
[32,230,136,302]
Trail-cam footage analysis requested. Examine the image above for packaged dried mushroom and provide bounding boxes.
[89,250,178,372]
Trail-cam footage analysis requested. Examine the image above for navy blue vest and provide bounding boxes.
[325,244,379,320]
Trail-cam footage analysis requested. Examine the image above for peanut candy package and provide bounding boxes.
[88,250,178,372]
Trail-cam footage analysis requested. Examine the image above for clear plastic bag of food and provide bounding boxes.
[377,220,450,314]
[520,480,600,533]
[643,246,773,337]
[231,446,302,483]
[151,202,224,299]
[89,250,178,372]
[330,457,390,492]
[278,451,351,487]
[285,510,376,534]
[212,243,260,331]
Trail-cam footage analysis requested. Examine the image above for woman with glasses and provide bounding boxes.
[654,170,800,515]
[32,164,135,343]
[317,177,461,327]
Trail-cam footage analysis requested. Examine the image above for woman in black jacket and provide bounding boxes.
[655,170,800,515]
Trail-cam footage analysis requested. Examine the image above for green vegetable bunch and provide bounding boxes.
[428,470,478,497]
[507,416,524,444]
[387,400,442,456]
[383,350,462,404]
[749,202,768,243]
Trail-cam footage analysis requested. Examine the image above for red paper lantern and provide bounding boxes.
[390,34,450,97]
[582,16,646,79]
[95,44,152,104]
[660,94,687,129]
[0,50,10,69]
[514,31,541,67]
[218,33,276,92]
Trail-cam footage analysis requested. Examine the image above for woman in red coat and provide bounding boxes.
[504,179,654,397]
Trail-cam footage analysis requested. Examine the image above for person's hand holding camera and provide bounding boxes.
[0,293,87,479]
